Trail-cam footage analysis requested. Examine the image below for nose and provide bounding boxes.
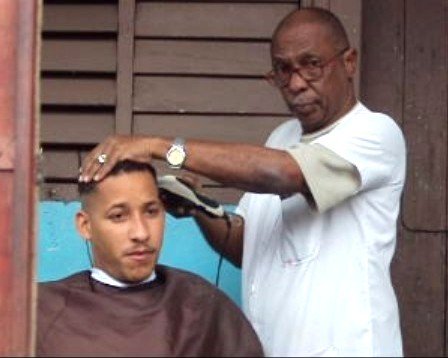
[287,71,309,93]
[129,214,150,243]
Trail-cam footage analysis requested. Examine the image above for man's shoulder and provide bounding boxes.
[38,271,89,296]
[156,265,216,291]
[156,265,236,305]
[334,102,405,147]
[266,118,302,149]
[37,271,90,325]
[351,102,403,132]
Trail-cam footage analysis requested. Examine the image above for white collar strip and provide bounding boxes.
[90,267,156,288]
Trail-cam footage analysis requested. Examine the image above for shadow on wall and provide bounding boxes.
[38,202,242,306]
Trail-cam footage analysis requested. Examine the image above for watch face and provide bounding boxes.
[168,148,185,166]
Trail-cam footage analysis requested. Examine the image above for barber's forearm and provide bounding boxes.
[80,134,304,195]
[193,210,244,268]
[150,137,304,195]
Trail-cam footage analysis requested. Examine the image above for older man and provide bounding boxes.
[80,7,406,357]
[37,160,263,356]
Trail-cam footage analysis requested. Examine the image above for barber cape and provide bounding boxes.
[36,265,264,357]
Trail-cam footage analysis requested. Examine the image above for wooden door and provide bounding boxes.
[361,0,448,356]
[0,0,39,355]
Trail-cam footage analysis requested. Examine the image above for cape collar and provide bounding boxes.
[90,267,156,288]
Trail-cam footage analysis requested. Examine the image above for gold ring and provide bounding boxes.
[97,153,107,164]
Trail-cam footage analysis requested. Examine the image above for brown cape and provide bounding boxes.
[36,265,264,357]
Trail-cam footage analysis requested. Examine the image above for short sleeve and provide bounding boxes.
[313,113,406,192]
[287,143,361,213]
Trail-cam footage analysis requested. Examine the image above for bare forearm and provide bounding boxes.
[150,137,305,195]
[193,210,244,268]
[79,135,306,196]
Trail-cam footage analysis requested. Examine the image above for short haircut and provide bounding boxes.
[78,160,157,204]
[272,7,350,51]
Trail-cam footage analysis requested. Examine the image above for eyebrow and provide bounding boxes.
[106,198,161,211]
[273,51,321,63]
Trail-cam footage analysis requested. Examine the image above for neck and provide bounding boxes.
[306,91,357,134]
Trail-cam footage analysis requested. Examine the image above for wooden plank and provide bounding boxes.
[115,0,135,135]
[0,136,14,170]
[391,228,446,356]
[301,0,330,7]
[401,0,447,230]
[41,112,115,144]
[135,2,297,39]
[41,39,116,73]
[134,77,288,114]
[0,0,38,355]
[360,0,405,122]
[41,150,79,179]
[41,77,116,106]
[0,2,19,355]
[135,40,271,76]
[43,4,117,33]
[133,114,287,145]
[14,0,39,347]
[40,183,79,202]
[0,174,14,353]
[0,0,16,171]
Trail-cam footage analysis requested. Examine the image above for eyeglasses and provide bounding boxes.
[266,46,349,88]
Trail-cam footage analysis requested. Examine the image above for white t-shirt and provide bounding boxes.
[237,102,406,357]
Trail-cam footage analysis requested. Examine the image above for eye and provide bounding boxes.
[273,62,291,75]
[145,204,162,217]
[108,211,127,222]
[302,58,321,69]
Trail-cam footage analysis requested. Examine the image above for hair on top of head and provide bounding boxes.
[272,7,350,50]
[78,160,157,198]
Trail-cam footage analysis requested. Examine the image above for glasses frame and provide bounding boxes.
[266,46,350,88]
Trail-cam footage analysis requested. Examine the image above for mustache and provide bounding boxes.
[123,245,157,256]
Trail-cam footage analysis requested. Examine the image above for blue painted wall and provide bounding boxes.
[38,202,241,306]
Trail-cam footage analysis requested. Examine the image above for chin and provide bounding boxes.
[297,117,324,133]
[123,267,154,283]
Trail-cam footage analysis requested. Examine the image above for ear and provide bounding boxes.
[76,210,92,242]
[343,47,358,79]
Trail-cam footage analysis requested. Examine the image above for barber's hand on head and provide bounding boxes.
[160,174,201,218]
[79,135,152,182]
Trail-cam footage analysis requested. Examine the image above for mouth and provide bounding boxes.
[124,248,156,262]
[291,102,315,113]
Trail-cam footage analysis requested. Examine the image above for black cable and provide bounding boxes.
[215,212,233,288]
[85,240,94,267]
[84,241,97,292]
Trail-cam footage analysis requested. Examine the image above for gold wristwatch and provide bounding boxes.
[166,137,187,169]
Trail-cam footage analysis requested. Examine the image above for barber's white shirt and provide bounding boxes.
[237,103,405,357]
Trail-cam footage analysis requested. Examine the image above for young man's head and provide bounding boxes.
[76,160,165,283]
[269,7,357,134]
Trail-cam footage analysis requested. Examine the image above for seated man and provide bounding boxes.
[36,160,263,357]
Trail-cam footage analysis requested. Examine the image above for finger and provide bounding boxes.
[92,146,121,182]
[80,139,115,182]
[80,143,102,176]
[92,143,152,182]
[79,149,103,182]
